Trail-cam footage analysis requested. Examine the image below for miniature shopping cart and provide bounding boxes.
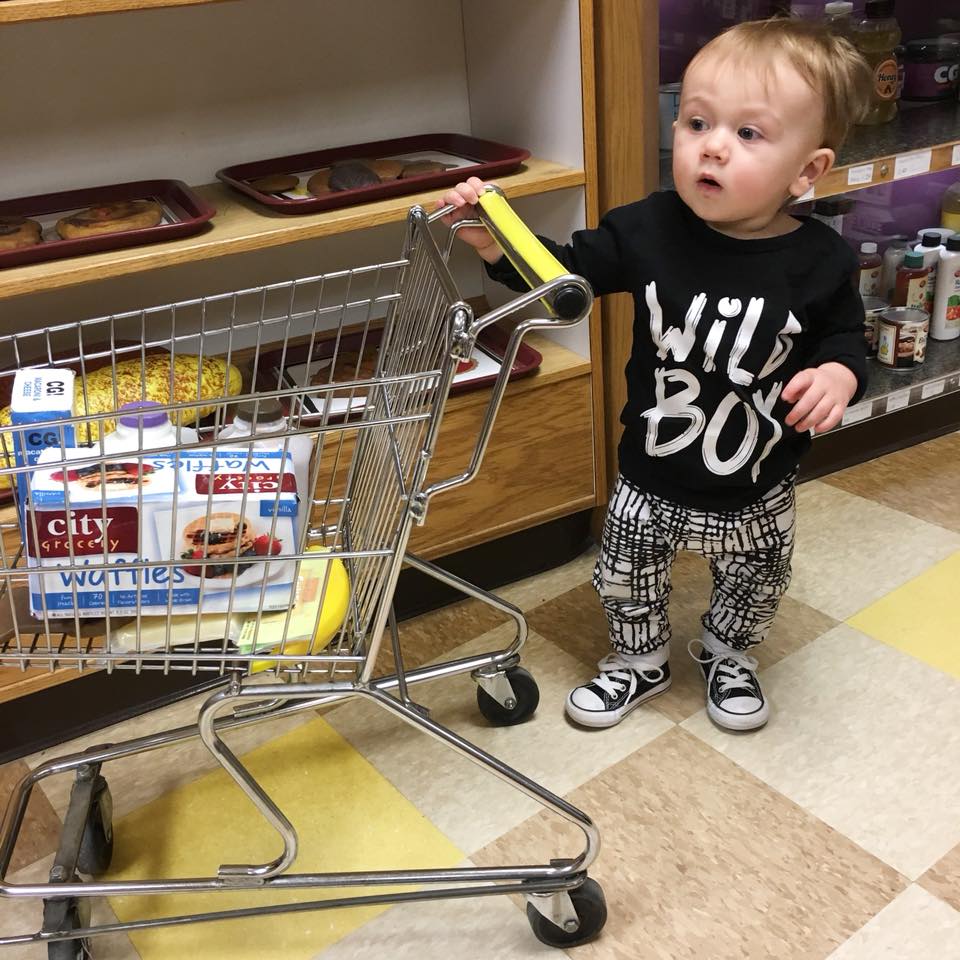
[0,186,606,958]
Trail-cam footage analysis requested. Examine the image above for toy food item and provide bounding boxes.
[367,158,404,181]
[0,216,42,251]
[400,160,453,178]
[249,174,299,194]
[328,161,381,191]
[56,200,163,239]
[306,168,332,196]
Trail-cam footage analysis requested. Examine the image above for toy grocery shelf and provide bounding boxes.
[0,158,585,301]
[0,0,233,22]
[831,340,960,432]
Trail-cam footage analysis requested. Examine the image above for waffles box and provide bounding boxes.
[25,447,299,618]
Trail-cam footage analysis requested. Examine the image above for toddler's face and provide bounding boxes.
[672,54,830,238]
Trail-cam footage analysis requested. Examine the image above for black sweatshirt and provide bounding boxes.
[487,190,868,510]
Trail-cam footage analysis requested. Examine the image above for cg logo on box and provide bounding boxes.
[26,430,62,447]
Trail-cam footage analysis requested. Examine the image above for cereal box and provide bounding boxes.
[26,447,299,618]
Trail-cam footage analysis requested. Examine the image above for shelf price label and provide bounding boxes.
[841,401,872,426]
[885,390,910,413]
[920,380,945,400]
[894,151,932,180]
[847,163,874,186]
[953,145,960,167]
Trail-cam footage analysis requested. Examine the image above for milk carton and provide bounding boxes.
[26,447,298,618]
[8,368,76,520]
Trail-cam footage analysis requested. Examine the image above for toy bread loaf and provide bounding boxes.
[0,354,243,488]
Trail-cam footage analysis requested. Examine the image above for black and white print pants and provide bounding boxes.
[593,473,796,656]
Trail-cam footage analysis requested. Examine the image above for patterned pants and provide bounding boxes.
[593,473,796,656]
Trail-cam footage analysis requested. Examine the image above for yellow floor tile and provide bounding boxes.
[105,715,463,960]
[848,551,960,679]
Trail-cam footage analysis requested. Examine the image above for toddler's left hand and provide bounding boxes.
[782,362,858,434]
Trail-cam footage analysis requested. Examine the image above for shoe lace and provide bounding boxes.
[592,653,665,696]
[687,641,759,694]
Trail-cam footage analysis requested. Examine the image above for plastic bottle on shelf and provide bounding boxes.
[824,1,854,38]
[914,231,946,315]
[941,181,960,234]
[852,0,901,125]
[893,251,930,310]
[880,236,909,301]
[101,401,198,454]
[218,397,314,534]
[931,233,960,341]
[857,242,883,295]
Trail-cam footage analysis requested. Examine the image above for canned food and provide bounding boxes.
[876,307,929,369]
[659,82,683,151]
[861,295,888,354]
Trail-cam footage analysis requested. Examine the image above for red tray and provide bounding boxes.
[216,133,530,215]
[257,324,541,424]
[0,180,216,270]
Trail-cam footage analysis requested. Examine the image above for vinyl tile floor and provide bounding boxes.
[2,433,959,959]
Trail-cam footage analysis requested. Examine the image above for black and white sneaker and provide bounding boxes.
[688,640,769,731]
[565,653,671,728]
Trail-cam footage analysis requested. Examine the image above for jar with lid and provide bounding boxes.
[900,38,960,102]
[892,250,930,310]
[880,237,908,301]
[852,0,901,124]
[857,242,882,296]
[824,1,853,38]
[811,195,856,234]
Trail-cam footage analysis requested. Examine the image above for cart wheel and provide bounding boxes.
[77,777,113,876]
[526,878,607,948]
[476,667,539,726]
[46,898,92,960]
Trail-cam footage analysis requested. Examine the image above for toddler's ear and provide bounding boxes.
[789,147,835,199]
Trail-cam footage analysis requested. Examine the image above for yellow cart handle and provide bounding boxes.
[475,185,591,321]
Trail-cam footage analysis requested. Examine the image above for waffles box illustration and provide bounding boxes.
[25,447,299,617]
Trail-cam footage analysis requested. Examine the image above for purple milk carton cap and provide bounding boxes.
[118,400,169,429]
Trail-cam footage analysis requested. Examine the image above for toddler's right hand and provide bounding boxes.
[437,177,503,264]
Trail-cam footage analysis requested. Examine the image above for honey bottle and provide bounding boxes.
[852,0,901,125]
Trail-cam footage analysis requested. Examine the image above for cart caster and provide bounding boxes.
[44,896,92,960]
[526,877,607,948]
[475,666,539,726]
[77,776,113,876]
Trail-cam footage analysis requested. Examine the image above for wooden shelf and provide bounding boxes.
[0,158,585,302]
[0,0,233,23]
[815,101,960,201]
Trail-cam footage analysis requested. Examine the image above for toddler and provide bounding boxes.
[440,17,872,731]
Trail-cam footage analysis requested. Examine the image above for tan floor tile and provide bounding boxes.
[528,552,837,723]
[373,594,509,678]
[823,431,960,534]
[789,481,960,620]
[314,859,561,960]
[683,625,960,879]
[919,840,960,913]
[474,727,904,960]
[1,854,140,960]
[0,760,61,874]
[825,885,960,959]
[22,685,317,821]
[497,546,598,613]
[326,627,673,854]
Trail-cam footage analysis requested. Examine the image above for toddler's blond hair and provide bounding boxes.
[685,17,873,151]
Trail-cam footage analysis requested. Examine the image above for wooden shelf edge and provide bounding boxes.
[0,0,233,23]
[817,138,960,201]
[413,493,598,561]
[0,159,586,302]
